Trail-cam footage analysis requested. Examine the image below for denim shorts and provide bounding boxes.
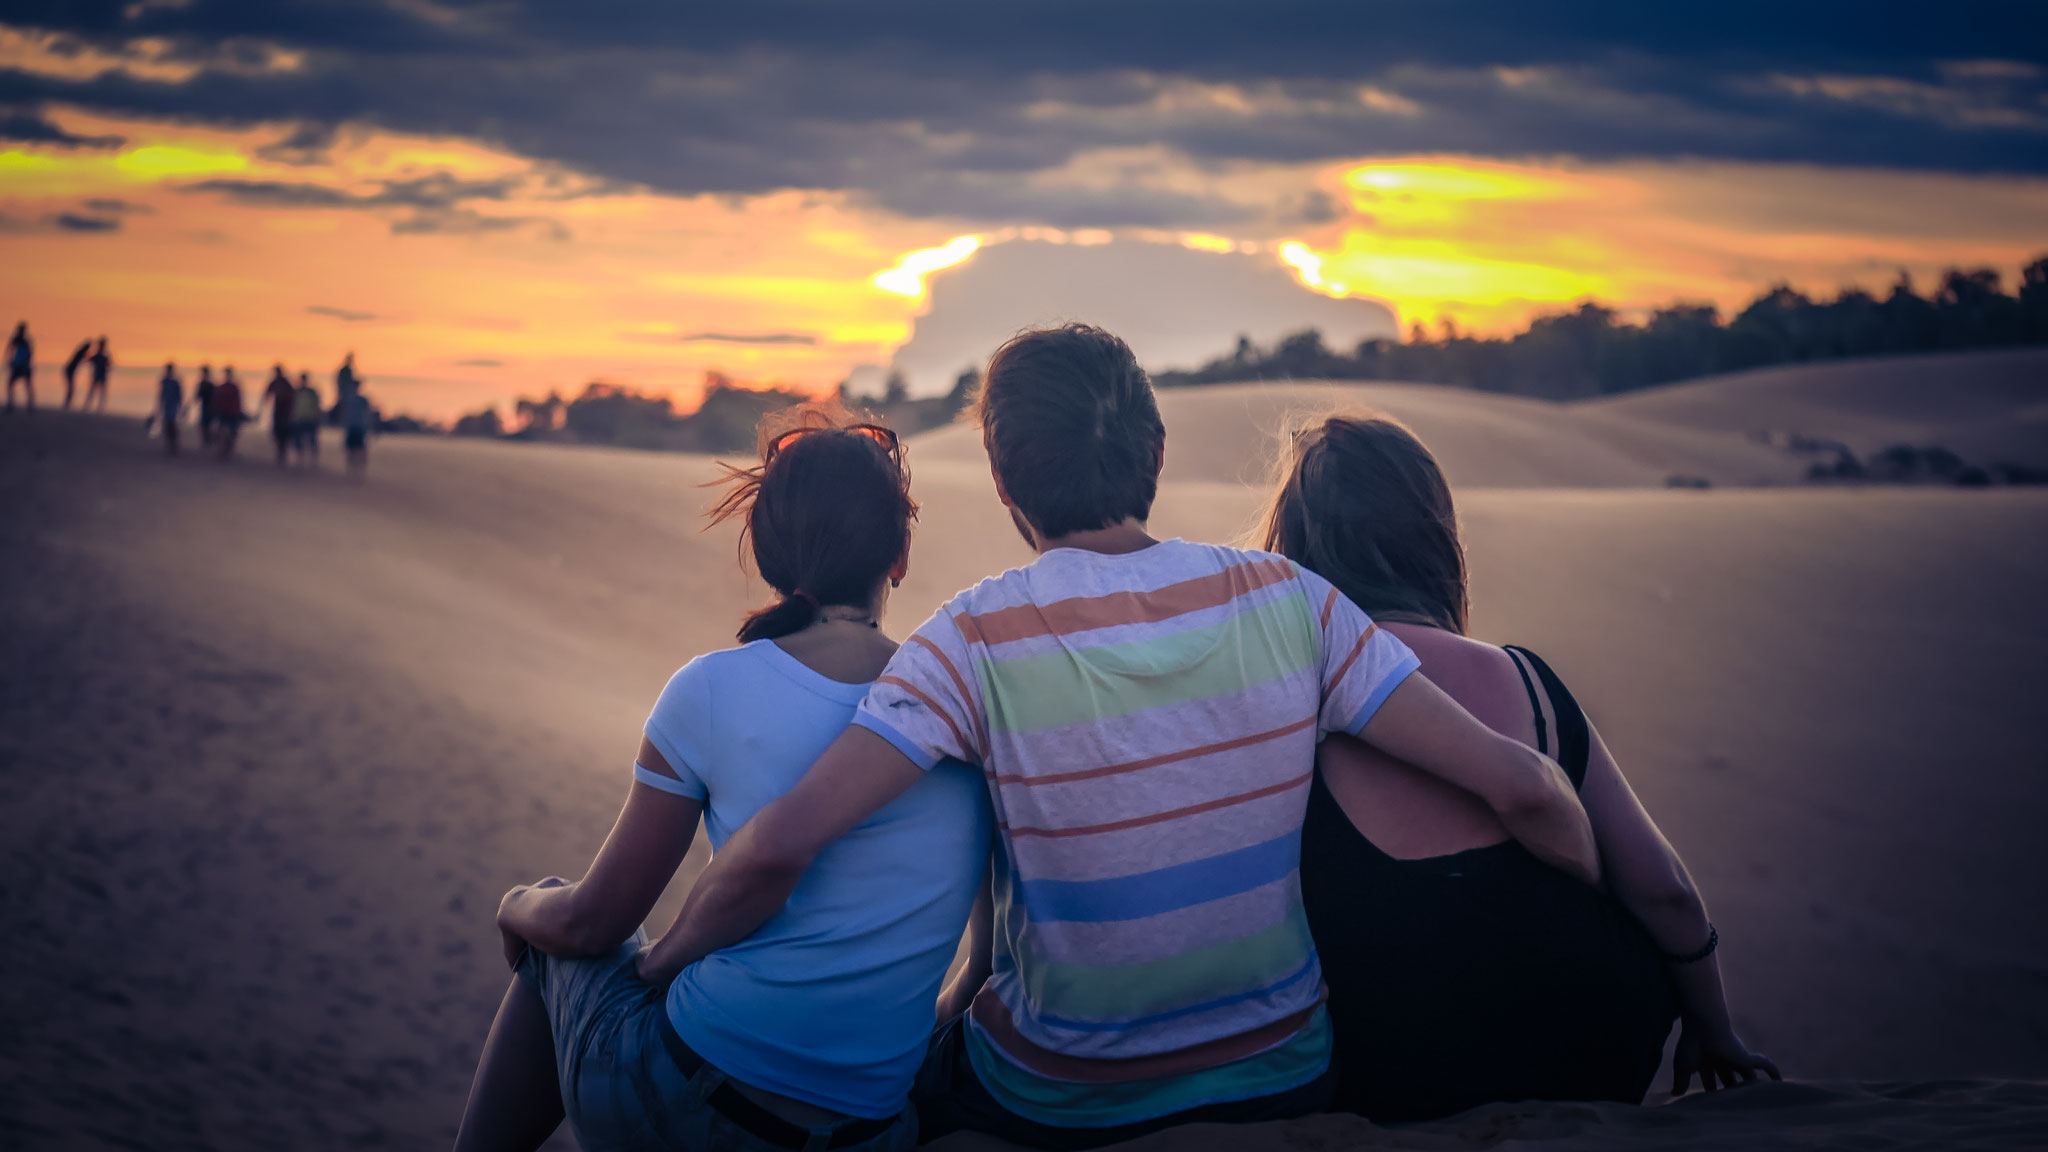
[515,932,918,1152]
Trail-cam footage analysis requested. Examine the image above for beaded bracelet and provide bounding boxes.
[1663,923,1718,965]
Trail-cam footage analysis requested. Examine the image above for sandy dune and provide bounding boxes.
[918,347,2048,489]
[1589,347,2048,469]
[912,382,1810,489]
[4,363,2047,1151]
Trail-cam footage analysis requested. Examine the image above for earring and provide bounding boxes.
[891,577,901,589]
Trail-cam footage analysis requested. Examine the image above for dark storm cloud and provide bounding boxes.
[4,2,2044,226]
[184,173,568,237]
[0,105,123,148]
[54,211,121,232]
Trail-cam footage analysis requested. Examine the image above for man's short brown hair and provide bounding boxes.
[975,324,1166,540]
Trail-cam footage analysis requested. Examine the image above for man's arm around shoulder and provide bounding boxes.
[1357,673,1603,885]
[635,725,926,983]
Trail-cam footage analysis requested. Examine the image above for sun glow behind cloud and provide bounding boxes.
[871,235,982,298]
[3,104,2045,420]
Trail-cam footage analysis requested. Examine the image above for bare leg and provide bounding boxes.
[453,976,565,1152]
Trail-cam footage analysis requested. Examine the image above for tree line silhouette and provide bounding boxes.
[455,368,981,452]
[1154,256,2048,398]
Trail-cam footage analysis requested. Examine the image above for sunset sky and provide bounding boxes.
[2,3,2045,419]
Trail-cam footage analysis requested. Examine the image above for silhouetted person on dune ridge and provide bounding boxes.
[292,372,321,464]
[342,388,374,480]
[264,364,296,466]
[86,337,111,412]
[213,366,245,461]
[154,362,183,456]
[195,365,217,445]
[6,322,33,411]
[333,352,360,425]
[64,339,91,409]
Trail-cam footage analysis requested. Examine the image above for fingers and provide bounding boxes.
[1760,1055,1783,1081]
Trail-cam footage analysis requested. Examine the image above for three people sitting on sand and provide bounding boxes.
[459,323,1775,1152]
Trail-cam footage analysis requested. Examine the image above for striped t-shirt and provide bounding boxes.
[853,539,1420,1126]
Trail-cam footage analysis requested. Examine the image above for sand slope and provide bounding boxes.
[1588,347,2048,468]
[5,408,2048,1150]
[914,348,2048,490]
[911,382,1809,489]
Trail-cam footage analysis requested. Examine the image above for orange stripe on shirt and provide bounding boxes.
[1320,622,1378,711]
[991,713,1316,788]
[960,557,1296,646]
[908,633,989,760]
[876,675,976,764]
[1004,771,1312,838]
[1319,586,1338,630]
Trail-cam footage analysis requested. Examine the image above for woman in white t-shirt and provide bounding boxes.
[455,404,991,1152]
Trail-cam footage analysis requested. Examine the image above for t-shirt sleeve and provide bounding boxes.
[638,660,712,800]
[852,607,985,770]
[1295,565,1422,737]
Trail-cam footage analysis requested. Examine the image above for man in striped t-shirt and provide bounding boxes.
[644,324,1600,1148]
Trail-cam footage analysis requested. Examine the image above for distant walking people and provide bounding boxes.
[213,366,246,460]
[292,372,322,464]
[264,364,296,466]
[195,365,218,445]
[333,352,361,425]
[86,338,111,412]
[342,388,373,479]
[6,322,32,410]
[64,339,91,409]
[155,363,184,455]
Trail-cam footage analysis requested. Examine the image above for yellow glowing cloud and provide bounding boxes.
[872,234,981,297]
[1276,153,2048,335]
[1176,232,1240,254]
[1279,158,1647,331]
[114,144,250,180]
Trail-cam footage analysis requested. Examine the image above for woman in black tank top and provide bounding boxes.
[1258,414,1779,1122]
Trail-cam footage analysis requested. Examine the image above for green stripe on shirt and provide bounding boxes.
[1017,907,1317,1022]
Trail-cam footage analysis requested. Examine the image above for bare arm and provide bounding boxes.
[1579,723,1779,1092]
[1357,672,1601,885]
[936,858,995,1022]
[496,738,703,959]
[635,725,925,984]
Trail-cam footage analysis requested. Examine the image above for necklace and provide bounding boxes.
[817,609,879,629]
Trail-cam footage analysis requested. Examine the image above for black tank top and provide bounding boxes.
[1301,646,1677,1122]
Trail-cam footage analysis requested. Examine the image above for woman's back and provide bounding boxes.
[645,637,992,1119]
[1303,624,1675,1122]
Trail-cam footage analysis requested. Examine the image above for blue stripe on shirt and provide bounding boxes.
[1343,650,1421,736]
[1016,830,1301,924]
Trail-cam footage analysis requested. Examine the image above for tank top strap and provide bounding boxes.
[1503,646,1550,759]
[1503,645,1590,791]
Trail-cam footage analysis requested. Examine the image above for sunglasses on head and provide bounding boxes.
[764,421,899,462]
